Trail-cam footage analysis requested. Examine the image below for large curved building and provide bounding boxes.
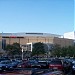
[1,32,61,44]
[0,32,74,50]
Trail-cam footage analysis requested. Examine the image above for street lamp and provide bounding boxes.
[22,46,24,60]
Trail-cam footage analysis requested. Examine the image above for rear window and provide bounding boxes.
[50,60,62,64]
[38,62,47,64]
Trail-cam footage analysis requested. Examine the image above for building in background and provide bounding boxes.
[0,32,74,51]
[64,31,75,40]
[0,36,5,56]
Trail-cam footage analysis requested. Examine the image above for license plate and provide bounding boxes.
[53,67,58,69]
[0,68,2,70]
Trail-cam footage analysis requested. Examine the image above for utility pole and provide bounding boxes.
[22,46,23,60]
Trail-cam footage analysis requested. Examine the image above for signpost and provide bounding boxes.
[22,46,23,60]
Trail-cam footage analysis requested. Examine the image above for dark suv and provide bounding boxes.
[38,61,49,69]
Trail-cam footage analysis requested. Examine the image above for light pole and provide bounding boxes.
[22,46,23,60]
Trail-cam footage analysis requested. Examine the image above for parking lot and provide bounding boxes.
[0,57,75,75]
[0,68,65,75]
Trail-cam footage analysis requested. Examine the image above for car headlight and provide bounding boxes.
[72,65,75,69]
[6,66,8,68]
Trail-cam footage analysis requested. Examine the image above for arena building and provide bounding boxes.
[0,32,74,51]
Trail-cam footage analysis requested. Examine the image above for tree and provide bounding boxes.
[5,42,21,57]
[12,43,21,55]
[67,46,74,57]
[31,42,46,57]
[5,44,13,56]
[61,46,75,57]
[61,47,67,57]
[72,45,75,57]
[51,44,61,57]
[51,44,75,57]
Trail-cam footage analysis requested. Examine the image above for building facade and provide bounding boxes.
[0,32,74,51]
[64,31,75,40]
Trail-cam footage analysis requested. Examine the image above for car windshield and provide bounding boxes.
[50,60,62,64]
[0,61,11,64]
[38,62,47,64]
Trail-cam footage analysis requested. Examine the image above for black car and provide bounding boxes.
[38,61,49,69]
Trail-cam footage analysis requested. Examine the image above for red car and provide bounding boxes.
[17,61,31,68]
[49,59,63,71]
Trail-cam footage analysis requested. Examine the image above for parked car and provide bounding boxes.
[49,59,63,71]
[30,61,41,68]
[38,61,49,69]
[72,63,75,73]
[0,60,16,71]
[11,59,20,68]
[27,59,41,68]
[63,59,72,73]
[42,70,64,75]
[17,61,31,68]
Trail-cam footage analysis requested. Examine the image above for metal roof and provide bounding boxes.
[0,32,61,38]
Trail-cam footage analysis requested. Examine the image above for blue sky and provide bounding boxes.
[0,0,74,35]
[74,0,75,31]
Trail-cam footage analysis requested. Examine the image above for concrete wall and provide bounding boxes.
[53,37,74,47]
[4,36,54,45]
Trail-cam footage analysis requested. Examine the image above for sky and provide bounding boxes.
[0,0,74,35]
[74,0,75,31]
